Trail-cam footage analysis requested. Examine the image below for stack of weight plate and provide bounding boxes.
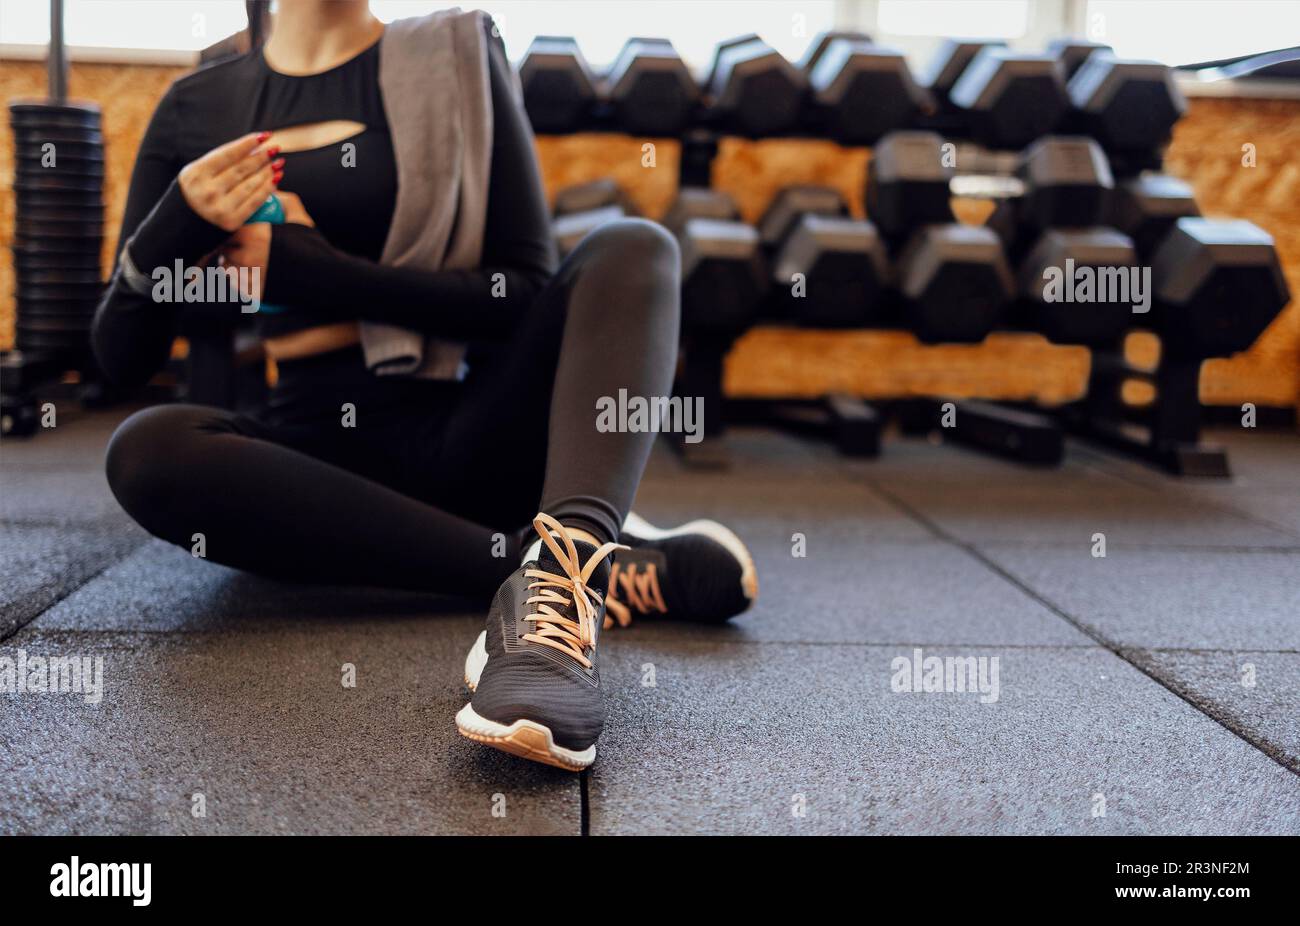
[9,99,105,362]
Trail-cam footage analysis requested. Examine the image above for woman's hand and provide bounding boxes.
[213,193,315,301]
[274,191,315,227]
[178,132,285,231]
[216,223,271,301]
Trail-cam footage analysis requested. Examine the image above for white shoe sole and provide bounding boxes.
[457,631,595,772]
[464,630,489,691]
[623,511,759,601]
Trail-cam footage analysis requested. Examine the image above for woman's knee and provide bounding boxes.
[105,405,214,532]
[566,218,681,324]
[571,218,678,279]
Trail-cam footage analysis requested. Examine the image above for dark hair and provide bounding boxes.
[246,0,272,49]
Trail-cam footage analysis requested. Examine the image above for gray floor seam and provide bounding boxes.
[863,479,1300,780]
[0,538,148,644]
[1116,647,1300,776]
[963,541,1300,554]
[608,637,1105,651]
[1140,646,1300,656]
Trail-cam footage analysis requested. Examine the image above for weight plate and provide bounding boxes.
[10,102,101,127]
[14,252,103,270]
[16,317,95,334]
[9,139,104,161]
[10,99,101,116]
[14,220,105,238]
[15,204,105,222]
[11,236,105,254]
[17,284,105,303]
[12,128,105,147]
[15,153,107,172]
[15,297,103,315]
[15,268,104,286]
[16,189,105,209]
[15,162,106,181]
[13,304,97,321]
[13,175,103,194]
[15,330,92,353]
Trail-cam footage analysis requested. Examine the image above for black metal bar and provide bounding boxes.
[671,333,732,468]
[678,129,719,188]
[48,0,67,103]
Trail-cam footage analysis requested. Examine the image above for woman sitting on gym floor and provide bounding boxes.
[93,0,756,771]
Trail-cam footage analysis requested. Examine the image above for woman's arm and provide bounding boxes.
[93,85,212,385]
[92,82,280,386]
[260,30,556,341]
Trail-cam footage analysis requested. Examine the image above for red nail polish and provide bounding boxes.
[256,131,271,142]
[271,158,286,170]
[266,146,281,158]
[273,171,283,185]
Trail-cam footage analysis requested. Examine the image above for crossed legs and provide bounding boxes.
[105,219,681,599]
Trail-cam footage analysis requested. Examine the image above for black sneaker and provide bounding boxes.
[605,512,757,629]
[456,514,623,771]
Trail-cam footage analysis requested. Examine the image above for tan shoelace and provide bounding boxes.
[604,562,668,629]
[521,513,626,669]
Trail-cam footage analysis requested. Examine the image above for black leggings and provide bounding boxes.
[105,219,681,599]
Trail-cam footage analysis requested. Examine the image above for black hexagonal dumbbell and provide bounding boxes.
[518,35,597,133]
[798,29,872,74]
[1107,173,1200,258]
[801,35,931,144]
[1150,218,1290,358]
[705,34,808,136]
[864,130,955,238]
[1015,227,1139,345]
[553,177,639,217]
[1067,54,1187,168]
[606,37,699,136]
[967,135,1143,346]
[663,187,766,332]
[1046,37,1113,82]
[865,131,1014,343]
[662,187,742,235]
[551,179,638,258]
[948,47,1070,149]
[921,38,1006,113]
[896,225,1015,343]
[984,134,1117,263]
[759,185,890,328]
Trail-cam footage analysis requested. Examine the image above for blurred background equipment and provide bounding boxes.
[514,28,1291,475]
[2,0,106,436]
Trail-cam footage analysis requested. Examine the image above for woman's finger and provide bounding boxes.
[225,166,280,221]
[214,142,280,192]
[193,132,269,179]
[229,176,280,227]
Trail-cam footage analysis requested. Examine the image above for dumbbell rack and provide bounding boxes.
[544,124,1267,479]
[525,32,1282,478]
[682,127,1256,477]
[1065,343,1230,476]
[674,128,885,466]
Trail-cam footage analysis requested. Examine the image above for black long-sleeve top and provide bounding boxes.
[92,22,555,386]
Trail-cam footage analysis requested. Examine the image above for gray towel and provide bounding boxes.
[363,8,493,379]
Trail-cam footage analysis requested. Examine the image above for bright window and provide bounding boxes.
[382,0,838,68]
[876,0,1030,39]
[0,0,248,50]
[1,0,838,69]
[1085,0,1300,65]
